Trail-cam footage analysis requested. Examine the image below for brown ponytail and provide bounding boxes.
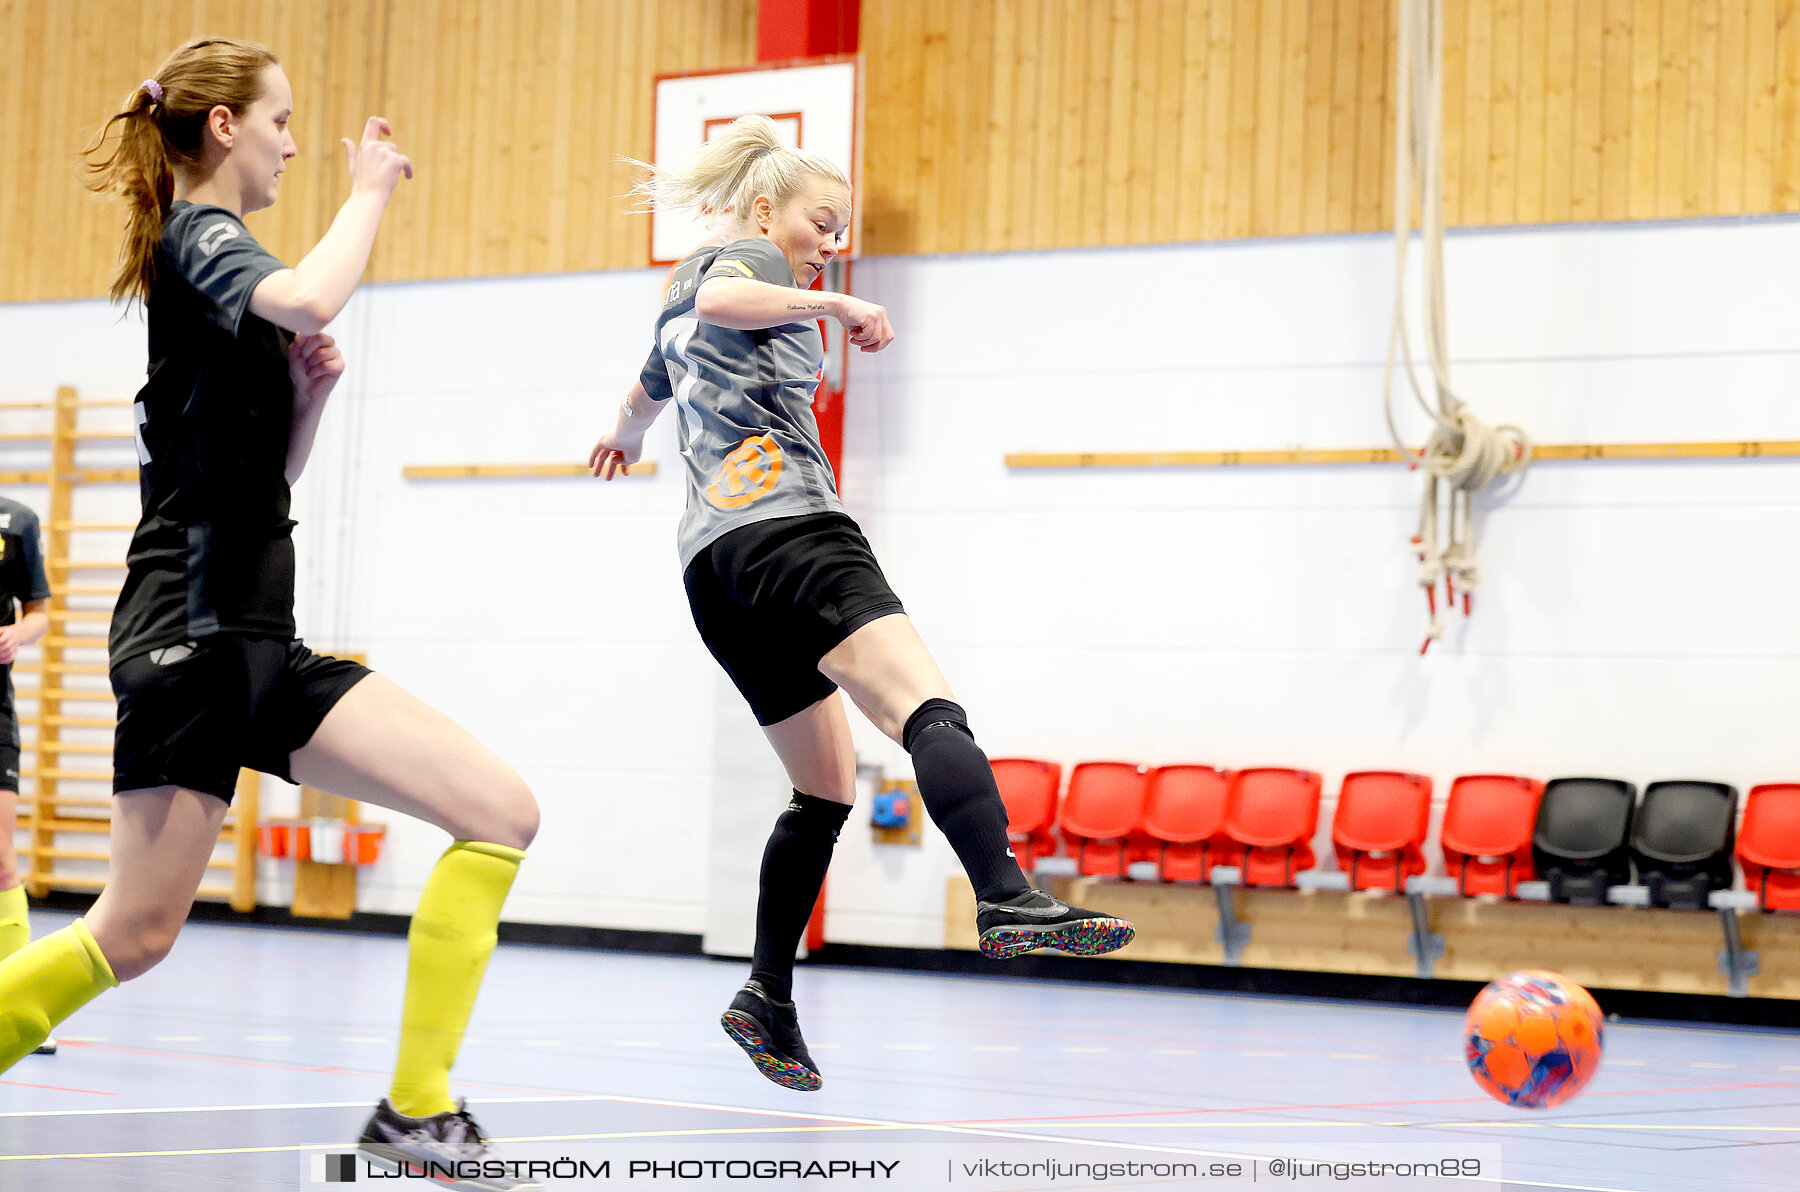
[83,38,278,308]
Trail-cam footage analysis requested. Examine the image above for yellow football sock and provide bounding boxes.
[0,884,28,961]
[0,919,117,1072]
[389,840,524,1118]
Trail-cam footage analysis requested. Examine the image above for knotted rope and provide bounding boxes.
[1386,0,1530,653]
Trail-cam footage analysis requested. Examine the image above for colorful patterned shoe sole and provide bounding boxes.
[979,917,1136,961]
[720,1009,822,1092]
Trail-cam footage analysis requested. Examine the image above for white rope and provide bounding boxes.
[1385,0,1530,653]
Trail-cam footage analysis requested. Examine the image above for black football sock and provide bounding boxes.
[903,698,1032,903]
[748,791,852,1003]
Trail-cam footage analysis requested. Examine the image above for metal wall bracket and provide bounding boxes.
[1213,881,1249,965]
[1715,907,1760,998]
[1405,891,1446,979]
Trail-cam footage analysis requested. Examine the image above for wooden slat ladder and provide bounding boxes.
[291,653,370,920]
[5,386,258,911]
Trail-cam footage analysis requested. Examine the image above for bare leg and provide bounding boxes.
[1,789,32,962]
[289,674,537,849]
[760,693,858,803]
[0,789,20,893]
[84,787,230,981]
[818,613,952,744]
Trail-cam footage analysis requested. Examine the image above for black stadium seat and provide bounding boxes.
[1532,778,1637,905]
[1630,781,1738,911]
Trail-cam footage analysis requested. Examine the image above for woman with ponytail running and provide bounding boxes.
[0,39,539,1190]
[590,116,1135,1094]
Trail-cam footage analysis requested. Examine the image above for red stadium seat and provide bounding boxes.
[1440,775,1545,897]
[1738,783,1800,911]
[989,758,1062,868]
[1059,762,1150,877]
[1140,765,1233,881]
[1223,768,1323,887]
[1332,771,1433,892]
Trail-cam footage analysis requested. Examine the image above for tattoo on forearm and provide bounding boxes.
[786,301,829,312]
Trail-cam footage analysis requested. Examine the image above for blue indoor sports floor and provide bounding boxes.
[1,910,1795,1191]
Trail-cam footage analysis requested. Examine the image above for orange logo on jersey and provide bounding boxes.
[707,434,785,509]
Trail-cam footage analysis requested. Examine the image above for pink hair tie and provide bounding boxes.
[141,78,163,103]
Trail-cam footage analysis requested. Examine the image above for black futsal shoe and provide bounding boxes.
[357,1097,540,1191]
[720,979,823,1092]
[33,1038,56,1055]
[976,889,1137,960]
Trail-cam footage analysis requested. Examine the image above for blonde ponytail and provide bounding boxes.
[629,115,850,230]
[84,38,278,308]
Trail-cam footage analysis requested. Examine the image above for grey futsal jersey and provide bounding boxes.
[639,237,845,567]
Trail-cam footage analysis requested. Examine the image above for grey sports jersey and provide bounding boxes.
[639,237,845,567]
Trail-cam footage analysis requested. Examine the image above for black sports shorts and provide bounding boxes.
[0,675,16,791]
[111,636,371,803]
[683,512,906,727]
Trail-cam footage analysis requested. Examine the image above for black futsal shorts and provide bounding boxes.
[0,676,17,791]
[683,512,906,727]
[111,635,371,803]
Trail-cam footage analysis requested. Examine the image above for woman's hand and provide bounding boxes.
[589,430,644,481]
[288,333,345,405]
[342,116,414,202]
[835,294,894,353]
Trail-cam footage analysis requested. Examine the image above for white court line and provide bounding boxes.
[0,1094,608,1119]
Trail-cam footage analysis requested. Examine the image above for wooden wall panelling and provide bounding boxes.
[1353,0,1390,230]
[1033,0,1068,248]
[1099,0,1132,248]
[1656,0,1693,216]
[1491,0,1524,225]
[1543,0,1578,219]
[1778,0,1800,210]
[1296,0,1331,236]
[1515,0,1548,224]
[1626,0,1661,218]
[12,0,1800,300]
[1715,1,1750,214]
[985,0,1018,250]
[1598,0,1634,219]
[1152,0,1188,244]
[1199,0,1234,238]
[1325,0,1357,231]
[913,0,947,256]
[1743,0,1777,211]
[1685,0,1720,216]
[1249,0,1283,237]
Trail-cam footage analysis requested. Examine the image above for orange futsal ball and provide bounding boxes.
[1465,970,1604,1109]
